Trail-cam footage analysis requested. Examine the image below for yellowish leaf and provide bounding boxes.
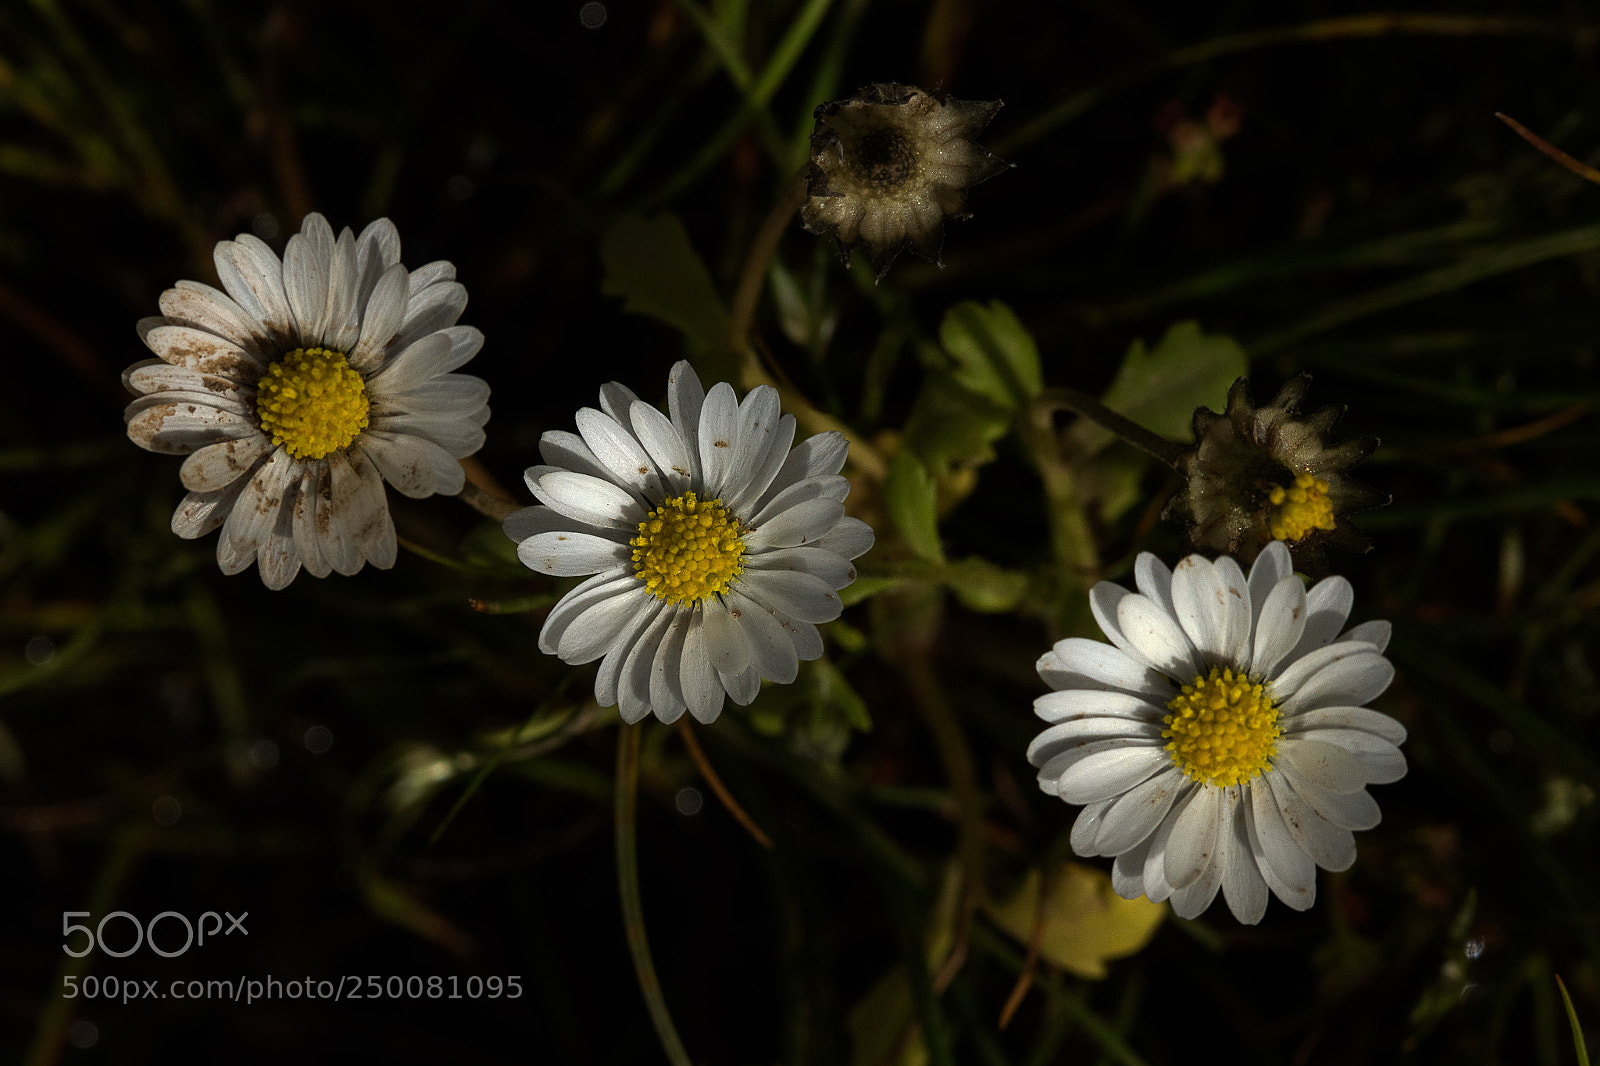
[985,862,1165,979]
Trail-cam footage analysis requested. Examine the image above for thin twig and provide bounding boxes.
[1496,112,1600,186]
[615,724,694,1066]
[997,867,1051,1029]
[677,719,773,849]
[1037,386,1187,470]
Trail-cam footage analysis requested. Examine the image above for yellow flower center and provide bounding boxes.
[1162,667,1282,787]
[630,491,746,607]
[254,347,370,460]
[1267,471,1336,542]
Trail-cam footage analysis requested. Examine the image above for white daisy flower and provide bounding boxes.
[504,360,874,725]
[1029,541,1405,924]
[124,213,490,590]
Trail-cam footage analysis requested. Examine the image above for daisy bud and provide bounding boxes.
[800,82,1012,279]
[1164,375,1389,570]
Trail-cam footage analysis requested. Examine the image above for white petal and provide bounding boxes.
[1275,737,1369,794]
[756,430,849,510]
[1093,767,1185,855]
[313,460,360,575]
[1170,555,1249,668]
[701,597,753,675]
[256,471,303,591]
[597,382,643,432]
[1250,576,1308,680]
[1142,788,1197,903]
[1337,619,1391,653]
[327,448,394,570]
[360,431,463,498]
[159,281,266,351]
[350,263,410,371]
[319,227,361,351]
[1246,541,1293,633]
[748,474,850,529]
[1036,637,1172,700]
[221,449,295,563]
[746,545,855,590]
[1088,582,1158,671]
[719,663,762,706]
[1270,641,1381,705]
[354,218,402,305]
[517,530,630,576]
[282,215,332,339]
[214,234,292,344]
[1267,770,1356,871]
[171,482,247,539]
[1279,769,1381,831]
[666,361,706,485]
[595,600,666,711]
[536,431,616,485]
[697,382,740,497]
[539,570,637,656]
[1284,705,1406,745]
[142,324,261,378]
[737,568,841,624]
[395,281,467,353]
[1293,729,1407,785]
[810,516,874,561]
[618,609,676,724]
[630,400,694,495]
[126,401,256,455]
[745,498,846,551]
[1116,594,1200,680]
[1220,791,1269,924]
[1028,717,1166,764]
[1133,554,1175,617]
[722,390,792,514]
[1032,689,1167,725]
[1111,836,1154,899]
[1286,575,1355,662]
[1035,738,1159,789]
[1070,800,1113,857]
[1246,783,1315,911]
[368,332,455,395]
[179,435,272,492]
[1164,784,1222,890]
[576,407,662,499]
[1279,651,1394,714]
[725,589,799,684]
[531,470,643,529]
[680,612,726,723]
[649,612,693,724]
[1056,746,1170,805]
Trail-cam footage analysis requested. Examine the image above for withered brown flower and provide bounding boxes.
[1164,375,1388,571]
[800,83,1011,278]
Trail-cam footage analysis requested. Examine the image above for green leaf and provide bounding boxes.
[902,372,1012,475]
[885,451,945,563]
[942,556,1029,614]
[939,299,1043,410]
[1076,321,1247,453]
[599,213,735,379]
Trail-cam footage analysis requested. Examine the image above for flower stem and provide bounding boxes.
[1037,386,1187,470]
[455,479,519,521]
[614,724,694,1066]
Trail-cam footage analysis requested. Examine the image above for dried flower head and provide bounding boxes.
[801,82,1011,278]
[1164,375,1388,571]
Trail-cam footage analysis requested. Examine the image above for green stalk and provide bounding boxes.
[615,724,694,1066]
